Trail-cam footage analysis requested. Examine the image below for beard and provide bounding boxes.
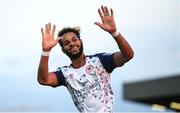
[63,42,83,60]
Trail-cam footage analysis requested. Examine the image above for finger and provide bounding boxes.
[104,6,110,16]
[94,22,104,29]
[41,28,44,38]
[55,36,62,43]
[98,8,103,19]
[48,22,51,32]
[110,8,114,17]
[101,5,106,16]
[45,24,49,33]
[52,24,56,37]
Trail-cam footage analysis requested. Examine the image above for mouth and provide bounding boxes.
[70,46,79,53]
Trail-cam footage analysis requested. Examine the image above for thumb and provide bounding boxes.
[55,36,62,43]
[94,22,104,29]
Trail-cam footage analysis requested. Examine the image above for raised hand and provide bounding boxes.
[41,23,61,52]
[94,6,117,33]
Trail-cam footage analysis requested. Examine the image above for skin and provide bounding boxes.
[61,32,84,62]
[37,5,134,87]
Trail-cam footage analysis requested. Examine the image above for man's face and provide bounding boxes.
[61,32,83,60]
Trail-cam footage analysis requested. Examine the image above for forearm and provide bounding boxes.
[113,32,134,60]
[37,56,49,84]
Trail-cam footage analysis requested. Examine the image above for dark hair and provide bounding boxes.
[58,27,81,47]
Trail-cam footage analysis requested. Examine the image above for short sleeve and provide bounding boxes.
[54,67,67,86]
[96,53,116,73]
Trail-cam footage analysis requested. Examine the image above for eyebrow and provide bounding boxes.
[62,40,69,44]
[62,34,79,42]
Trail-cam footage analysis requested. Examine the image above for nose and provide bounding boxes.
[69,41,75,47]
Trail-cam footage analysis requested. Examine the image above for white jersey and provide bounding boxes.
[55,53,116,112]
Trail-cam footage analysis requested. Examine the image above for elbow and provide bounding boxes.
[37,75,58,88]
[37,72,49,86]
[37,76,47,86]
[37,79,45,86]
[38,79,58,88]
[126,51,134,61]
[130,51,134,59]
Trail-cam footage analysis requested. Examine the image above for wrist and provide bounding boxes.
[111,30,120,38]
[41,50,50,56]
[42,48,51,52]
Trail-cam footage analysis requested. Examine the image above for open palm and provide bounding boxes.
[95,6,117,33]
[41,23,61,51]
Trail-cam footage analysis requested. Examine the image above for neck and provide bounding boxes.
[71,53,86,68]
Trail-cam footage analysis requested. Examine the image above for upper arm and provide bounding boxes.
[40,72,60,88]
[112,52,131,67]
[39,67,66,88]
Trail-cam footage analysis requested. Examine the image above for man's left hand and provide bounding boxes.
[95,5,117,33]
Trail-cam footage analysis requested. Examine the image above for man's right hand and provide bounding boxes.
[41,23,61,52]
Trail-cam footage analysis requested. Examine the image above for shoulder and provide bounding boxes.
[55,65,72,78]
[87,53,116,73]
[54,66,69,86]
[87,52,112,59]
[59,65,71,71]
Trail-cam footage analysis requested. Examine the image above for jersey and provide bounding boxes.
[54,53,117,112]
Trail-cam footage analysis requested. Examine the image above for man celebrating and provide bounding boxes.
[37,5,134,112]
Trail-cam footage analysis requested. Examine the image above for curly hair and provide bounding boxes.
[58,27,81,47]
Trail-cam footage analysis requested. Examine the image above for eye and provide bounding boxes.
[63,41,69,46]
[72,37,78,42]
